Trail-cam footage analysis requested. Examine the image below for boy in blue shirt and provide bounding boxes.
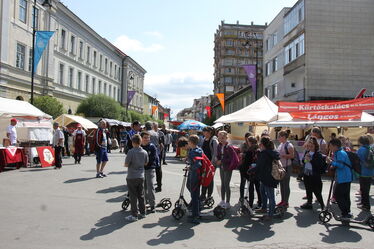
[327,138,352,219]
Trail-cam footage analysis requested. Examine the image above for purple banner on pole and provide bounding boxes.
[127,90,136,106]
[243,64,257,95]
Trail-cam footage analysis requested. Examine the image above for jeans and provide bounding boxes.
[279,165,291,203]
[127,178,145,217]
[359,177,372,210]
[190,182,201,218]
[249,179,262,208]
[239,170,249,200]
[261,183,275,217]
[220,168,232,203]
[303,174,324,208]
[156,166,162,189]
[335,182,351,216]
[144,169,156,207]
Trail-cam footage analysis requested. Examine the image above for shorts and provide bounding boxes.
[96,147,108,164]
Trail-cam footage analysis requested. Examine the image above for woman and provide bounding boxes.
[311,127,327,155]
[240,136,261,208]
[73,124,86,164]
[216,131,237,209]
[255,136,280,221]
[300,137,326,210]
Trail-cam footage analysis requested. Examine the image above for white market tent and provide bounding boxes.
[54,114,98,130]
[215,96,278,124]
[100,118,131,127]
[268,112,374,128]
[0,97,51,119]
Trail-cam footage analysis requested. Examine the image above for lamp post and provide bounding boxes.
[125,71,134,119]
[30,0,53,105]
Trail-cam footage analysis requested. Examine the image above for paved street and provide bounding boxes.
[0,151,373,249]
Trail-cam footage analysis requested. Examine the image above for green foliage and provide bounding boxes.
[204,114,216,126]
[32,95,64,119]
[76,94,122,119]
[121,110,164,125]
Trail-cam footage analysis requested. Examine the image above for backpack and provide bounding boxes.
[229,145,241,170]
[284,142,301,167]
[194,153,216,187]
[342,151,361,175]
[272,159,286,181]
[366,146,374,169]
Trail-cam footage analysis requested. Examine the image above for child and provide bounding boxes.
[124,134,149,222]
[187,135,203,224]
[140,131,159,213]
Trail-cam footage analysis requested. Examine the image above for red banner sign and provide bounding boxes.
[290,111,362,121]
[278,97,374,113]
[36,146,55,167]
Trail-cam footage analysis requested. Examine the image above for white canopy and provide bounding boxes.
[215,96,278,124]
[0,97,51,119]
[269,112,374,127]
[100,118,131,127]
[54,114,98,130]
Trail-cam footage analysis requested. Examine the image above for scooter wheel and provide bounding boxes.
[172,207,185,220]
[205,197,215,208]
[121,199,130,210]
[367,216,374,230]
[274,206,285,218]
[161,199,172,210]
[213,206,226,220]
[318,211,332,223]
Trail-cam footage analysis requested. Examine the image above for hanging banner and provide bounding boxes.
[36,146,55,167]
[34,31,55,71]
[278,97,374,113]
[127,90,136,106]
[290,111,362,121]
[205,106,211,118]
[151,105,158,115]
[216,93,225,112]
[243,65,257,95]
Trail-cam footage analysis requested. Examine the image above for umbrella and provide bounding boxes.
[178,120,207,131]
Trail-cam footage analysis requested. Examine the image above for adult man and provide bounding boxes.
[73,124,86,164]
[94,120,109,178]
[161,125,169,165]
[125,121,141,154]
[6,118,18,146]
[154,122,165,192]
[52,122,64,169]
[62,127,71,157]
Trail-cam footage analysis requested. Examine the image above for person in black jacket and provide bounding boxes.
[255,136,280,221]
[140,131,159,213]
[300,137,326,210]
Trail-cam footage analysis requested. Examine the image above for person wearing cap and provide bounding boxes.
[53,122,64,169]
[7,118,18,146]
[73,124,86,164]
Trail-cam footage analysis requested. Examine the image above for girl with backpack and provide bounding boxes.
[300,137,326,210]
[216,131,239,209]
[255,136,280,221]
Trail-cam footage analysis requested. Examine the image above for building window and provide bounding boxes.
[59,64,64,84]
[109,85,112,97]
[118,68,121,80]
[68,68,74,88]
[110,62,113,76]
[28,49,33,71]
[77,71,82,90]
[93,51,97,67]
[85,75,89,92]
[265,87,270,97]
[114,65,117,79]
[265,62,270,76]
[224,77,232,83]
[92,78,96,94]
[105,58,108,74]
[79,41,83,59]
[70,36,75,54]
[113,87,116,100]
[19,0,27,23]
[118,88,121,102]
[284,0,304,34]
[265,39,269,51]
[272,57,278,72]
[225,40,233,46]
[272,32,278,46]
[16,43,26,69]
[104,83,107,95]
[291,82,296,88]
[272,84,278,99]
[60,29,66,50]
[98,80,102,93]
[284,33,305,65]
[32,7,39,29]
[86,46,90,63]
[99,55,103,70]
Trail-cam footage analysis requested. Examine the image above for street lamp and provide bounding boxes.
[125,71,135,118]
[242,31,263,100]
[30,0,53,105]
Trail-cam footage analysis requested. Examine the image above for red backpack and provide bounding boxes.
[194,153,216,187]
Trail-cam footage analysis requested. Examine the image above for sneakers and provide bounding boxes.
[300,202,313,209]
[225,202,231,209]
[125,215,138,222]
[138,213,146,219]
[277,201,284,206]
[255,208,267,214]
[330,197,337,204]
[100,172,107,177]
[147,206,155,214]
[357,205,370,212]
[155,187,161,193]
[260,215,272,221]
[218,200,226,207]
[96,173,104,178]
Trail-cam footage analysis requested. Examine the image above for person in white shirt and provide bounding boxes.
[6,118,18,146]
[53,122,65,169]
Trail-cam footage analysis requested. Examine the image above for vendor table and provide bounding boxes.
[0,147,27,172]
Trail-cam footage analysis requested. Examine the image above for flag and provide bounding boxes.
[216,93,225,112]
[127,90,136,106]
[205,106,211,118]
[34,31,54,71]
[152,105,158,115]
[163,113,169,119]
[243,65,257,96]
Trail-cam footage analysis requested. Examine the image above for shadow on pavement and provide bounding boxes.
[108,171,126,175]
[20,168,52,172]
[107,194,127,203]
[319,225,362,243]
[64,177,96,183]
[97,185,127,194]
[80,210,130,240]
[293,207,319,227]
[226,216,275,242]
[143,216,195,245]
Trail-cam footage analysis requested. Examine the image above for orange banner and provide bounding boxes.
[151,105,158,115]
[290,111,362,121]
[216,93,225,112]
[278,97,374,113]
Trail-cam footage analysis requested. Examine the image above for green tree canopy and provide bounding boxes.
[77,94,122,119]
[32,95,64,119]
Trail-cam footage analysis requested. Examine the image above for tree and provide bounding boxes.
[32,96,64,119]
[76,94,122,119]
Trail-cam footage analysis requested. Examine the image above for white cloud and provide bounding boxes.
[146,72,212,87]
[144,31,164,39]
[113,35,164,53]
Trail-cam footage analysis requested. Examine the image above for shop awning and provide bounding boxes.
[54,114,98,130]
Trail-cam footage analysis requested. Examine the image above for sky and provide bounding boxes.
[61,0,297,118]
